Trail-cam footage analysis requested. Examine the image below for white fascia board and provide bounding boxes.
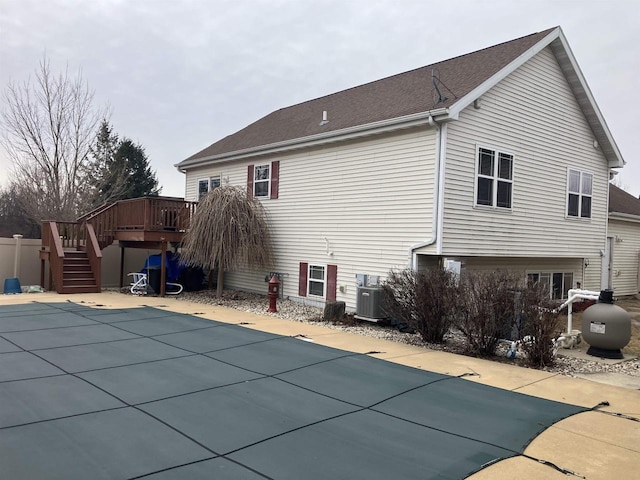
[446,28,561,119]
[551,31,625,168]
[609,212,640,224]
[175,109,448,170]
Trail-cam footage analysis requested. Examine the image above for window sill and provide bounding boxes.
[473,204,513,213]
[564,215,592,222]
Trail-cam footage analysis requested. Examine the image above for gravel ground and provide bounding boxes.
[175,289,640,379]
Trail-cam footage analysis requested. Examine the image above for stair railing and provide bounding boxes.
[42,221,65,293]
[84,223,102,290]
[84,202,118,248]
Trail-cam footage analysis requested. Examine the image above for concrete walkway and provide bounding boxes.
[1,291,639,479]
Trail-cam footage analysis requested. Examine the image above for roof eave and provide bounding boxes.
[175,108,448,170]
[609,212,640,224]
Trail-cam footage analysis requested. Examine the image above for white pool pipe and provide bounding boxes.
[557,288,600,333]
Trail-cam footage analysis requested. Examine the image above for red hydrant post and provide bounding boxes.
[267,274,280,313]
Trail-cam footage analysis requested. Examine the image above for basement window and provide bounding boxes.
[527,272,574,300]
[308,265,326,298]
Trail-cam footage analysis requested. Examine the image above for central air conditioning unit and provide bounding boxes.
[355,286,386,322]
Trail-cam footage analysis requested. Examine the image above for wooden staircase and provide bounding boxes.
[40,221,103,294]
[60,251,100,294]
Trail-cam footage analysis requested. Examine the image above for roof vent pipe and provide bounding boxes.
[319,111,329,126]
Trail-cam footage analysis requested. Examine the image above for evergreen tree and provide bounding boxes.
[85,121,160,207]
[115,139,160,199]
[84,120,128,207]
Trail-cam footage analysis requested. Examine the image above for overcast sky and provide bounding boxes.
[1,0,638,198]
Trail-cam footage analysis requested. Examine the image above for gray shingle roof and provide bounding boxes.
[609,184,640,217]
[179,28,556,165]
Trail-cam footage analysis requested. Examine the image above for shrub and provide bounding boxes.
[517,283,561,368]
[382,268,458,343]
[456,270,521,356]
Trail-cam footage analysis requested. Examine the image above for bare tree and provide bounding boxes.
[180,186,274,297]
[0,56,101,221]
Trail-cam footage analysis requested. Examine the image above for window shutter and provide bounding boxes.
[270,161,280,199]
[327,264,337,302]
[247,165,254,198]
[298,262,308,297]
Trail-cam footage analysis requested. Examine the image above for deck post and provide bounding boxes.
[160,240,167,297]
[119,246,125,289]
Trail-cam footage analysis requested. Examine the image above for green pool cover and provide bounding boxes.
[0,302,586,479]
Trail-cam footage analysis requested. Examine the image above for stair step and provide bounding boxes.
[64,251,88,257]
[63,271,93,279]
[61,285,101,294]
[64,270,92,276]
[63,262,91,268]
[64,264,92,271]
[63,278,97,286]
[64,263,90,269]
[64,257,90,263]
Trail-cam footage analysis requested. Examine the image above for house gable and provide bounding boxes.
[440,46,610,259]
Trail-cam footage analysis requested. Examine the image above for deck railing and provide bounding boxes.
[112,197,197,232]
[85,202,118,248]
[76,197,197,248]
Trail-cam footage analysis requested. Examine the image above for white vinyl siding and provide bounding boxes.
[443,46,609,258]
[608,218,640,296]
[184,128,437,310]
[453,256,596,295]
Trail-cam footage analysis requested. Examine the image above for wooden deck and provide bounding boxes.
[42,197,198,294]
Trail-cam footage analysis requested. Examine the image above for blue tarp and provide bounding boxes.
[141,252,184,282]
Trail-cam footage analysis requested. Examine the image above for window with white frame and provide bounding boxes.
[567,169,592,218]
[527,271,574,300]
[476,147,513,209]
[254,165,270,197]
[198,176,221,200]
[308,265,326,297]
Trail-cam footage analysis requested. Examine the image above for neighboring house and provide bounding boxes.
[176,27,625,310]
[607,184,640,296]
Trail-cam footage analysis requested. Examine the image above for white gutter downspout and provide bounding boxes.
[409,115,446,270]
